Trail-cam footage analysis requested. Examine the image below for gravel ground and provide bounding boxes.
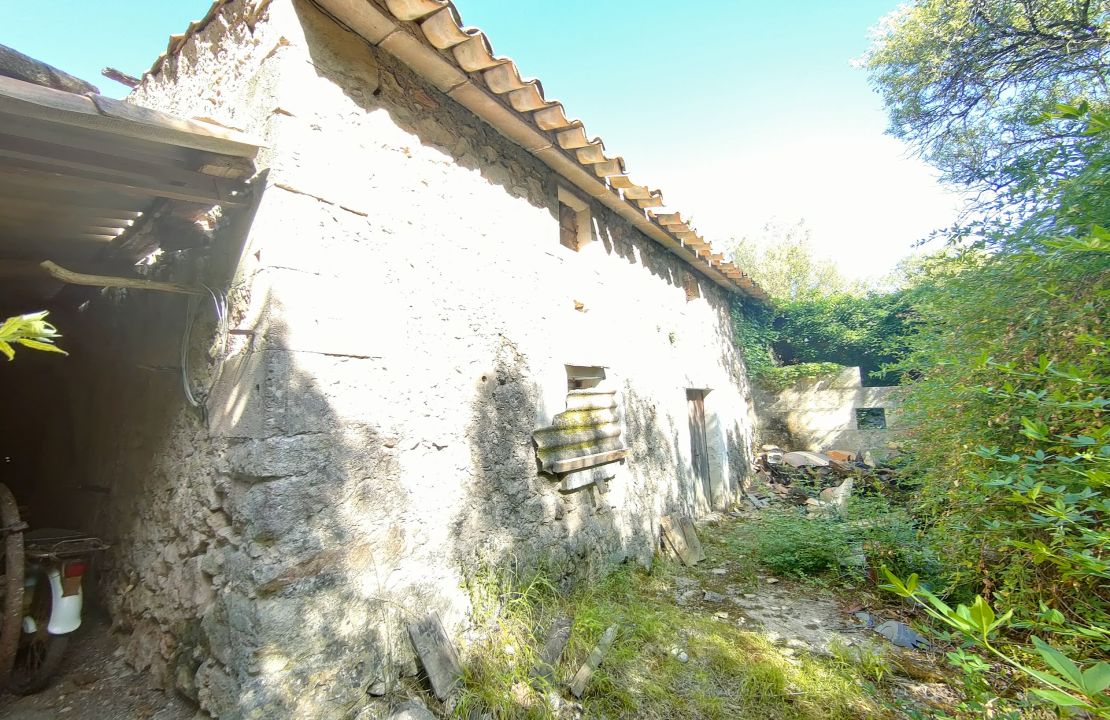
[0,611,196,720]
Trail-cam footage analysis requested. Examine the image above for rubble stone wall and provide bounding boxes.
[80,1,763,717]
[755,366,901,452]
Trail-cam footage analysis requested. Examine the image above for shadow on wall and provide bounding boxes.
[621,386,695,519]
[201,299,667,718]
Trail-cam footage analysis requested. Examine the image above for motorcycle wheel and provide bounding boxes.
[0,482,24,681]
[9,566,69,695]
[8,632,68,695]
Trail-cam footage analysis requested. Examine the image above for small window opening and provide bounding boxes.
[559,202,579,250]
[557,187,591,252]
[856,407,887,430]
[567,365,605,391]
[683,272,700,301]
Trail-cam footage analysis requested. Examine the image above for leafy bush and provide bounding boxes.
[773,292,913,385]
[737,498,937,582]
[757,362,846,393]
[890,106,1110,660]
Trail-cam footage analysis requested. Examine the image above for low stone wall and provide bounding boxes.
[755,367,901,452]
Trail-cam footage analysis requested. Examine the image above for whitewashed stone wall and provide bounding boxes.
[115,1,758,717]
[756,366,901,452]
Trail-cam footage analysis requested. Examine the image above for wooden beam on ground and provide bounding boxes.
[660,515,705,566]
[568,625,618,698]
[407,613,462,701]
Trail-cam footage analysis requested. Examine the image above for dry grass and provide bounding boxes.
[453,553,894,719]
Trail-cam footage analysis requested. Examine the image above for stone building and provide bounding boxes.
[1,1,766,717]
[756,367,902,452]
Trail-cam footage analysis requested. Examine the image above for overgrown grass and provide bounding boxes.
[454,558,893,719]
[722,497,940,585]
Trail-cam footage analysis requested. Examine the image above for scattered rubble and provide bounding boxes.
[875,620,930,649]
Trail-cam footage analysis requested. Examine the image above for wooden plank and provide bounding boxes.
[660,515,699,566]
[0,178,150,211]
[406,613,462,701]
[529,614,571,687]
[0,114,254,179]
[678,517,707,563]
[0,76,259,158]
[101,67,139,89]
[568,625,618,698]
[559,468,615,494]
[0,134,249,199]
[36,260,204,295]
[549,448,627,475]
[0,159,245,206]
[90,95,261,157]
[0,204,138,227]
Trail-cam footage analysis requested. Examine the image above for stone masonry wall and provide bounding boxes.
[755,366,901,452]
[121,1,759,717]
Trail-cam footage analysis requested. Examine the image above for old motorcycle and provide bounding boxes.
[0,483,107,694]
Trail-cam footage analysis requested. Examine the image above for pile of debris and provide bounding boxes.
[749,445,899,515]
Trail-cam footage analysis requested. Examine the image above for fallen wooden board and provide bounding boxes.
[678,516,706,563]
[407,613,462,701]
[660,515,705,566]
[530,614,572,687]
[568,624,618,698]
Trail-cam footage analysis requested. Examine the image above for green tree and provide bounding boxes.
[729,220,857,301]
[728,223,912,388]
[863,0,1109,190]
[773,292,912,385]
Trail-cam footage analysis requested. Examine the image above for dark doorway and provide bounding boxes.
[686,389,712,508]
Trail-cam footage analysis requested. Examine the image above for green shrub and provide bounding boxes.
[736,497,938,583]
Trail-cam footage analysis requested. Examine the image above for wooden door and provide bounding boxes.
[686,389,712,508]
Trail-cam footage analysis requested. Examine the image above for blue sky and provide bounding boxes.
[1,1,963,281]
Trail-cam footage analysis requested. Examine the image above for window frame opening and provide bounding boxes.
[557,187,592,252]
[855,407,887,430]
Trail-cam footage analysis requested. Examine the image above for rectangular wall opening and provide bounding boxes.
[856,407,887,430]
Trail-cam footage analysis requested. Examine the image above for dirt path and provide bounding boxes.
[0,612,195,720]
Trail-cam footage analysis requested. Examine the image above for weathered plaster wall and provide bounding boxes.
[121,1,758,717]
[0,232,249,698]
[756,366,901,452]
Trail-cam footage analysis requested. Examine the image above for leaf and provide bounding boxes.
[1080,663,1110,695]
[0,341,12,361]
[968,596,996,637]
[1029,687,1090,708]
[1033,636,1085,688]
[15,338,67,355]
